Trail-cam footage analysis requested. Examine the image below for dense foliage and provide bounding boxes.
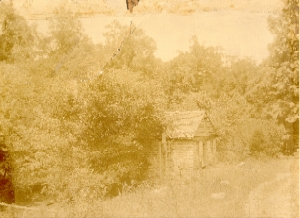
[0,140,15,203]
[0,0,298,204]
[248,0,299,154]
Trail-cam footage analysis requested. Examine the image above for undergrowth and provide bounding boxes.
[0,158,296,218]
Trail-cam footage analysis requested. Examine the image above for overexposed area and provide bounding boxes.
[28,12,274,63]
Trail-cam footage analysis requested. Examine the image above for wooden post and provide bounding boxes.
[198,141,204,168]
[159,141,162,179]
[212,139,217,164]
[193,141,198,170]
[207,140,212,165]
[203,141,208,167]
[212,139,217,154]
[160,132,168,178]
[162,132,166,151]
[165,142,168,174]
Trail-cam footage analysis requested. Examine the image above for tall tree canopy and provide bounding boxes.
[103,20,158,75]
[0,2,37,62]
[248,0,299,153]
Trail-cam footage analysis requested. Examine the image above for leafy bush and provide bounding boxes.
[248,120,286,157]
[0,144,15,204]
[249,129,267,155]
[0,178,15,203]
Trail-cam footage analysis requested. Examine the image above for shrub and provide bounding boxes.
[248,120,286,157]
[249,129,266,154]
[0,146,15,204]
[0,178,15,203]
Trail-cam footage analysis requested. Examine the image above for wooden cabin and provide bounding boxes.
[150,111,218,177]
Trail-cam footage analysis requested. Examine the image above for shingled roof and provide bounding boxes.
[164,110,217,139]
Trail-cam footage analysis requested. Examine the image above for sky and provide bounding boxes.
[17,0,283,63]
[74,12,275,63]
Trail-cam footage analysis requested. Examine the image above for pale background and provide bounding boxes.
[10,0,283,64]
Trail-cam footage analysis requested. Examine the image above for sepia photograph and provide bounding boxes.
[0,0,299,217]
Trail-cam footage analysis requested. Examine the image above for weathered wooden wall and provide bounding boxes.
[169,140,195,171]
[148,138,217,179]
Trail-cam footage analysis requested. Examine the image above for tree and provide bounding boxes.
[103,20,158,75]
[267,0,299,65]
[216,57,258,97]
[249,0,299,153]
[78,68,165,194]
[33,5,105,80]
[0,2,37,62]
[48,7,85,55]
[0,6,165,202]
[0,5,97,202]
[166,36,224,94]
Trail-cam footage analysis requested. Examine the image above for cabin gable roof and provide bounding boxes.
[164,110,217,139]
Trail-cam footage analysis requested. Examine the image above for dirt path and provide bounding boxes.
[245,160,299,218]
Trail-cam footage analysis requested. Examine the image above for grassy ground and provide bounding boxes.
[97,157,297,218]
[1,157,298,218]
